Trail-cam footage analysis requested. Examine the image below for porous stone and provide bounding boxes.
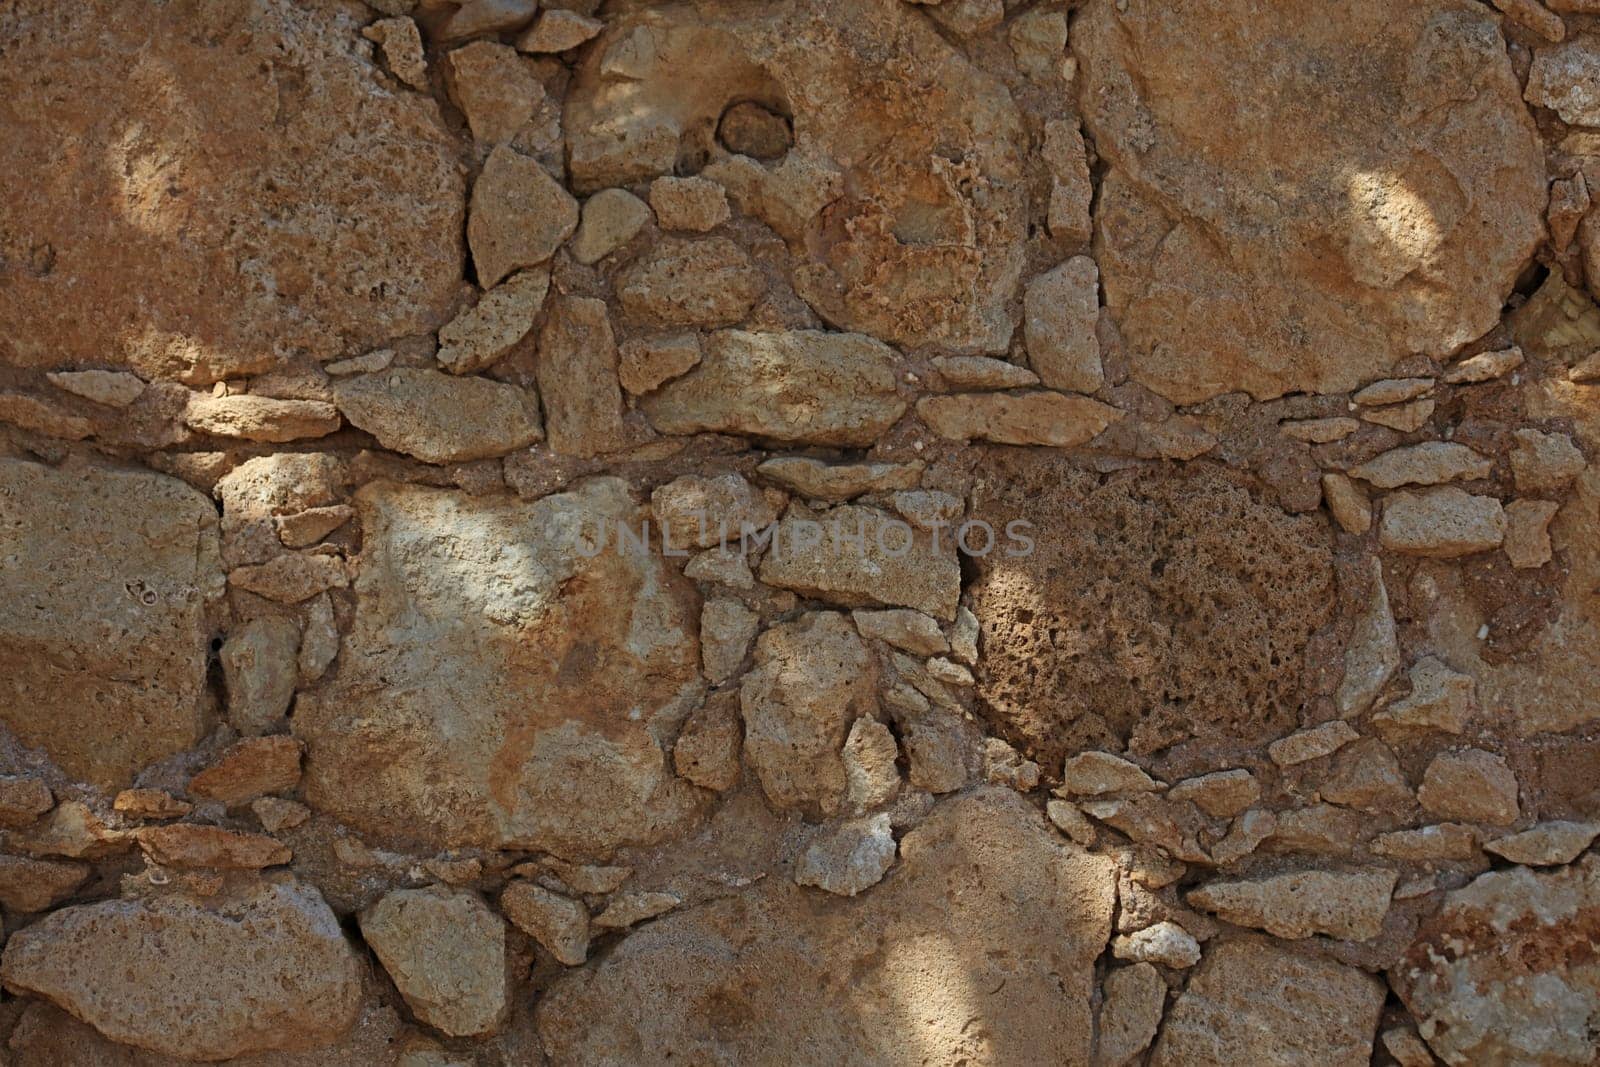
[755,457,923,501]
[135,824,291,870]
[1189,869,1396,941]
[1097,963,1166,1067]
[1372,656,1476,737]
[0,776,54,828]
[1322,472,1373,534]
[1059,752,1161,797]
[618,237,764,328]
[228,553,348,604]
[0,459,222,786]
[1444,345,1523,383]
[644,329,905,445]
[361,887,508,1038]
[536,790,1114,1065]
[501,881,590,966]
[364,16,429,90]
[220,616,301,735]
[333,369,542,463]
[1168,770,1260,819]
[1505,498,1560,568]
[112,788,190,821]
[931,355,1040,390]
[0,877,363,1061]
[1078,0,1545,403]
[1527,35,1600,124]
[444,41,542,145]
[852,609,949,656]
[652,472,781,548]
[1511,428,1587,493]
[0,0,464,383]
[700,598,758,683]
[45,369,145,408]
[1348,443,1494,489]
[1112,921,1202,968]
[794,813,897,896]
[649,176,731,232]
[1024,256,1104,393]
[1267,720,1359,767]
[296,479,706,858]
[188,736,304,807]
[672,693,743,793]
[518,10,604,53]
[440,0,538,41]
[1485,821,1600,866]
[1417,748,1520,826]
[1151,939,1385,1066]
[535,296,627,456]
[468,146,579,288]
[592,892,681,931]
[1379,488,1506,558]
[618,334,701,395]
[437,269,549,374]
[842,717,901,812]
[1395,855,1600,1066]
[0,855,87,914]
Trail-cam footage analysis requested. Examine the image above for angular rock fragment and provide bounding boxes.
[1024,256,1103,393]
[537,790,1114,1065]
[1097,963,1166,1067]
[1353,378,1434,406]
[1372,823,1482,862]
[0,776,53,828]
[0,855,88,913]
[1510,428,1587,492]
[297,479,705,857]
[0,459,222,786]
[112,788,190,820]
[1505,498,1560,568]
[794,813,897,896]
[672,693,742,793]
[220,616,300,735]
[917,391,1122,446]
[644,329,904,445]
[571,188,652,265]
[1485,821,1600,865]
[334,368,542,463]
[1527,35,1600,124]
[1282,416,1360,443]
[189,736,304,807]
[440,0,538,41]
[437,269,548,374]
[1322,472,1372,534]
[1152,939,1385,1066]
[1444,345,1523,384]
[46,369,145,407]
[1168,769,1259,819]
[652,472,781,548]
[618,334,701,395]
[618,237,764,328]
[852,608,949,656]
[444,41,542,145]
[1417,748,1519,825]
[185,394,342,443]
[501,881,590,966]
[758,503,961,620]
[842,718,901,812]
[1372,656,1476,737]
[1348,443,1494,489]
[1112,921,1201,968]
[700,598,758,683]
[364,16,429,90]
[1380,487,1506,557]
[1267,720,1359,767]
[755,456,922,501]
[1361,398,1435,432]
[0,393,91,439]
[468,146,579,287]
[136,824,291,870]
[649,176,731,232]
[592,891,681,931]
[228,552,348,604]
[1188,869,1396,941]
[518,10,604,53]
[1319,738,1411,812]
[1059,752,1161,797]
[0,877,362,1061]
[536,296,627,456]
[362,888,508,1038]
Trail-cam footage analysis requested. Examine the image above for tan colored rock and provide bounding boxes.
[112,788,190,821]
[1511,427,1587,492]
[1319,737,1411,811]
[653,472,781,548]
[794,813,897,896]
[755,456,922,501]
[7,801,128,860]
[592,891,681,931]
[700,598,758,683]
[1382,1026,1439,1067]
[1168,769,1259,819]
[649,176,731,232]
[298,592,340,685]
[185,395,341,442]
[220,616,300,734]
[46,369,145,407]
[517,10,604,53]
[0,775,53,828]
[1485,821,1600,865]
[1044,119,1094,243]
[296,479,705,858]
[1189,869,1396,941]
[437,269,549,374]
[1336,558,1399,715]
[570,188,652,265]
[1395,855,1600,1066]
[361,887,508,1038]
[1353,378,1434,406]
[1496,0,1568,41]
[928,356,1034,392]
[1282,416,1360,443]
[1372,656,1476,737]
[326,349,396,376]
[1097,963,1166,1067]
[1361,398,1435,432]
[0,0,463,384]
[1267,719,1359,767]
[566,2,1026,353]
[363,16,429,90]
[228,552,348,604]
[0,393,92,439]
[1322,472,1372,534]
[536,296,627,457]
[1380,487,1506,557]
[0,877,362,1061]
[468,145,579,287]
[252,796,311,834]
[842,717,901,812]
[758,503,961,620]
[1079,0,1544,404]
[0,855,88,912]
[1444,345,1523,383]
[1348,442,1493,489]
[740,612,877,816]
[1059,752,1161,797]
[672,692,742,792]
[189,736,304,807]
[334,368,542,463]
[1113,921,1201,968]
[1211,809,1276,867]
[440,0,538,41]
[444,41,542,145]
[1418,748,1520,825]
[644,329,904,445]
[0,459,222,787]
[1527,35,1600,123]
[1024,256,1104,393]
[501,881,590,966]
[618,334,701,395]
[852,608,949,656]
[618,237,764,328]
[213,452,347,567]
[136,824,291,869]
[1505,498,1560,568]
[1151,939,1385,1066]
[276,504,355,547]
[1372,823,1481,862]
[917,391,1122,446]
[538,790,1114,1065]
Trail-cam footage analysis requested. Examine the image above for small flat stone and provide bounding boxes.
[1112,921,1201,968]
[1058,751,1161,797]
[334,368,542,463]
[701,598,758,683]
[0,775,53,828]
[536,296,626,457]
[842,718,900,813]
[501,881,590,966]
[1444,346,1523,384]
[439,0,537,42]
[1527,36,1600,124]
[363,16,428,90]
[649,176,731,232]
[276,504,355,548]
[220,616,301,734]
[228,553,348,604]
[1418,748,1520,826]
[444,40,542,145]
[1372,823,1482,862]
[1098,963,1165,1067]
[592,891,680,930]
[0,393,92,439]
[184,395,341,443]
[794,813,897,897]
[1348,442,1493,488]
[755,456,922,501]
[1321,473,1371,534]
[1484,821,1600,865]
[1267,720,1359,767]
[1352,377,1434,406]
[1167,770,1259,819]
[570,188,652,265]
[252,796,311,834]
[618,238,764,328]
[917,391,1122,446]
[135,824,291,869]
[113,788,191,820]
[1360,397,1434,432]
[46,369,145,407]
[324,349,394,376]
[1510,428,1586,492]
[1379,488,1506,557]
[852,608,949,656]
[1280,416,1359,443]
[673,694,743,792]
[188,736,304,807]
[652,472,781,548]
[516,10,604,53]
[437,269,549,374]
[0,855,89,912]
[1188,868,1396,940]
[468,146,579,288]
[618,334,700,395]
[1024,256,1103,393]
[1504,498,1560,568]
[930,355,1040,390]
[1372,656,1476,737]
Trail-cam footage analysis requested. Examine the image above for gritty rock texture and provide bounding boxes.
[360,888,507,1038]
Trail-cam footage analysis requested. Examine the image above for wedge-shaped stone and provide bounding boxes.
[333,368,541,464]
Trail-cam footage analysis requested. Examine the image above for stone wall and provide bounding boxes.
[0,0,1597,1063]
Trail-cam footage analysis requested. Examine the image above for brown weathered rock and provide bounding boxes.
[570,188,652,265]
[652,472,781,549]
[1024,256,1104,393]
[1372,656,1476,737]
[0,855,89,912]
[672,693,743,792]
[1348,443,1494,489]
[501,881,590,966]
[618,237,764,328]
[436,269,549,374]
[0,775,53,828]
[0,0,463,383]
[537,790,1114,1065]
[361,887,508,1038]
[592,891,681,931]
[1485,821,1600,866]
[700,598,758,683]
[931,355,1040,391]
[1079,0,1545,403]
[618,334,702,395]
[1322,472,1373,534]
[1059,752,1162,797]
[112,788,191,821]
[1168,770,1260,819]
[1417,748,1520,825]
[1527,35,1600,123]
[1511,428,1587,493]
[468,145,579,288]
[46,369,145,408]
[136,824,291,869]
[228,552,348,604]
[184,395,341,443]
[444,41,542,145]
[793,813,897,896]
[649,176,731,232]
[1395,854,1600,1066]
[1267,720,1360,767]
[1505,498,1561,568]
[643,330,905,445]
[1189,869,1396,940]
[1380,487,1507,558]
[0,458,222,787]
[517,10,604,53]
[364,16,429,90]
[333,369,542,463]
[1097,963,1166,1067]
[755,457,923,501]
[0,877,363,1061]
[1152,939,1386,1066]
[536,296,627,457]
[296,479,705,858]
[189,736,305,807]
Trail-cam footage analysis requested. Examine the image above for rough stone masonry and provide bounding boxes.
[0,0,1597,1063]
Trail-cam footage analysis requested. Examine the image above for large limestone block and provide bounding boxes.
[0,877,364,1062]
[1077,0,1545,402]
[296,478,706,859]
[0,458,223,786]
[536,789,1115,1065]
[0,0,463,383]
